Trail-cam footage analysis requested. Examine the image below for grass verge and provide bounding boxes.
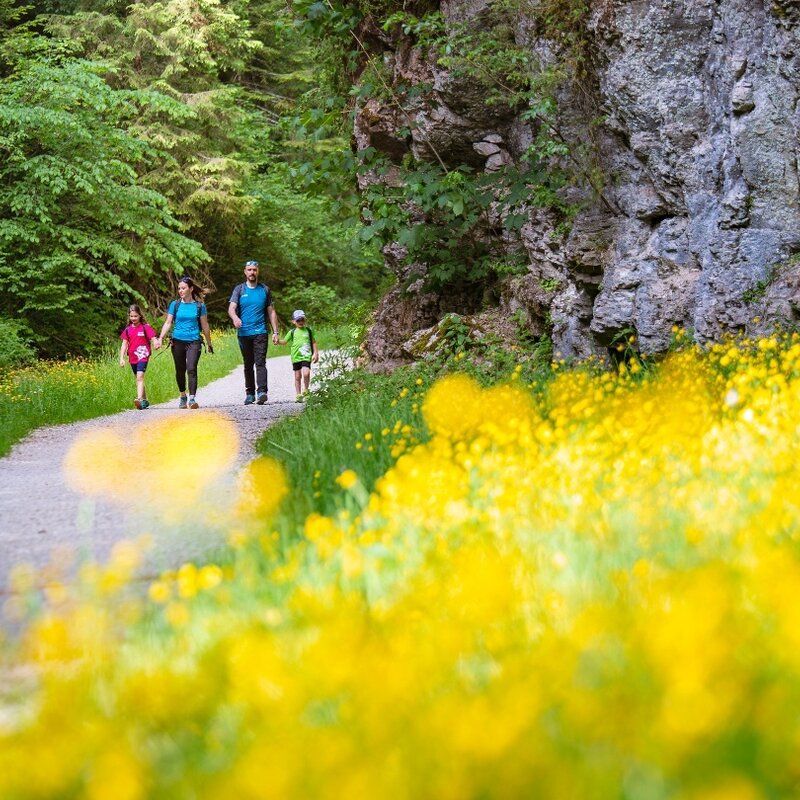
[0,331,241,457]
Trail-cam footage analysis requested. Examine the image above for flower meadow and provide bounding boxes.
[4,334,800,798]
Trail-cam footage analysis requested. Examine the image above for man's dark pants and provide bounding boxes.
[238,333,268,395]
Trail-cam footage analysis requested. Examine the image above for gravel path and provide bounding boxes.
[0,356,303,592]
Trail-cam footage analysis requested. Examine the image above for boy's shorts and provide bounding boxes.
[130,361,149,374]
[292,360,311,371]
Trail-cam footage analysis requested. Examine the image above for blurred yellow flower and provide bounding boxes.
[164,601,190,627]
[336,469,359,490]
[63,412,239,514]
[148,580,171,604]
[234,456,287,521]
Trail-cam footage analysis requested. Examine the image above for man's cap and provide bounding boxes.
[245,260,259,267]
[292,309,306,321]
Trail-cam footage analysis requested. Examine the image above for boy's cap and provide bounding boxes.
[292,309,306,320]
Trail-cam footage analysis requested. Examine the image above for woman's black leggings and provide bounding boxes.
[171,339,202,395]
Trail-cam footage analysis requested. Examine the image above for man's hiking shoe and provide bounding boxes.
[188,396,199,409]
[179,396,188,409]
[141,399,150,409]
[256,392,268,405]
[244,394,255,405]
[134,399,142,410]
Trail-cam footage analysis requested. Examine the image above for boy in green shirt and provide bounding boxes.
[278,309,319,401]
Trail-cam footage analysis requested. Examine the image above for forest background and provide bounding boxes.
[0,0,389,362]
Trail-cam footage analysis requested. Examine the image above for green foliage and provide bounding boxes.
[438,313,474,354]
[382,8,444,45]
[292,0,364,81]
[292,0,594,294]
[432,318,554,385]
[0,58,208,356]
[275,280,373,343]
[239,0,317,122]
[278,279,338,326]
[539,276,561,291]
[0,316,36,368]
[44,0,379,287]
[204,164,385,322]
[742,281,768,306]
[357,154,566,290]
[0,0,381,358]
[47,0,262,90]
[609,325,653,378]
[0,0,30,36]
[510,307,541,349]
[45,3,260,237]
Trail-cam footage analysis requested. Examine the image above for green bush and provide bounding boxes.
[0,317,36,369]
[278,279,341,326]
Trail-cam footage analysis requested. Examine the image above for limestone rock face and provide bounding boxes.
[357,0,800,362]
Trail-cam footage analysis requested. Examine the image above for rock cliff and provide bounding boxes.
[355,0,800,362]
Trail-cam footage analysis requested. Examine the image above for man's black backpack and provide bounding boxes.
[231,282,271,323]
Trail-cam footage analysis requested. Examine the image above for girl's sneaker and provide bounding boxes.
[188,396,199,409]
[179,396,188,409]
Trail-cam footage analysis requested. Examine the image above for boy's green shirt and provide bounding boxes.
[287,326,314,363]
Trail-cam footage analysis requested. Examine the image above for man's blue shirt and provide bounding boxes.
[231,284,270,337]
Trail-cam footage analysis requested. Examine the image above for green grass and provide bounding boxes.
[0,331,241,457]
[258,335,558,536]
[257,359,434,535]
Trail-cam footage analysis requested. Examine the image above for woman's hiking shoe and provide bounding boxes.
[256,392,268,405]
[244,394,255,405]
[188,396,199,409]
[178,396,188,409]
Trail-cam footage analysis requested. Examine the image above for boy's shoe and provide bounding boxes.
[188,396,199,409]
[134,399,142,410]
[244,394,255,405]
[141,399,150,409]
[256,392,268,405]
[179,396,188,409]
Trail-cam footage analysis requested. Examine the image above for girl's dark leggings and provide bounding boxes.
[171,339,202,395]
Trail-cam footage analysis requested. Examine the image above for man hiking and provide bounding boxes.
[228,259,279,405]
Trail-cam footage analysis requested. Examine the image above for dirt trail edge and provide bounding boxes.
[0,355,302,591]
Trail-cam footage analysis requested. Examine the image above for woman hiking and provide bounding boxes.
[157,276,214,409]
